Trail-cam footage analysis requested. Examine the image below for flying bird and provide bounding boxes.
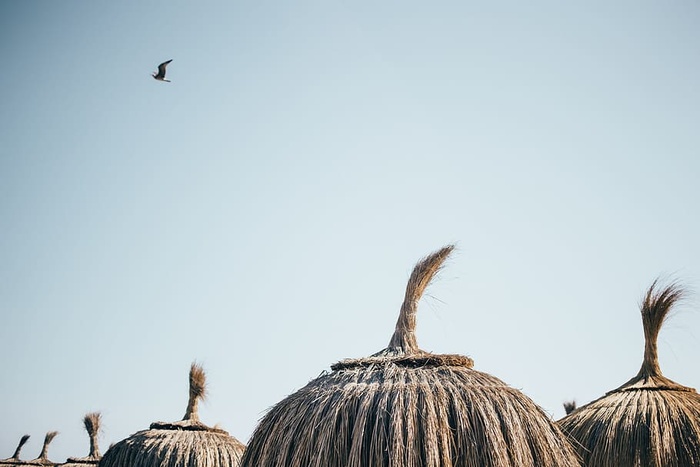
[152,59,172,82]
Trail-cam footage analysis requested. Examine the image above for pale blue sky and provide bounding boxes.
[2,0,700,460]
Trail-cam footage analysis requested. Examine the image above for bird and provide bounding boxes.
[152,59,172,82]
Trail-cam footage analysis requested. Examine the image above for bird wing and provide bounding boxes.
[156,59,173,77]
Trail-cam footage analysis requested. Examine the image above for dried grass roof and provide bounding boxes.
[241,245,581,467]
[558,280,700,466]
[99,363,245,467]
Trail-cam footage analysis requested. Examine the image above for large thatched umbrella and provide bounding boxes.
[241,245,581,467]
[558,280,700,466]
[0,435,31,465]
[99,363,245,467]
[61,413,102,467]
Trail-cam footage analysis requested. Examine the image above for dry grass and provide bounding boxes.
[99,363,245,467]
[18,432,59,466]
[563,401,577,415]
[83,412,101,458]
[99,430,245,467]
[241,245,581,467]
[62,413,102,466]
[184,362,207,422]
[0,435,30,464]
[386,244,454,355]
[558,280,700,466]
[243,364,581,467]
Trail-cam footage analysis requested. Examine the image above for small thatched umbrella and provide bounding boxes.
[558,280,700,466]
[99,363,245,467]
[61,413,102,467]
[0,435,31,465]
[241,245,581,467]
[21,432,59,467]
[563,401,577,416]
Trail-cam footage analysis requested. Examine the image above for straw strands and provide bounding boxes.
[97,430,244,467]
[558,280,700,466]
[99,363,245,467]
[241,245,581,467]
[21,432,58,467]
[563,401,577,415]
[61,413,102,467]
[0,435,30,465]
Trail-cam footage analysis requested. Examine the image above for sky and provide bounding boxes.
[2,0,700,460]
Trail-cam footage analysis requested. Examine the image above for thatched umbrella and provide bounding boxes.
[61,413,102,467]
[0,435,31,465]
[21,432,59,467]
[558,280,700,466]
[99,363,245,467]
[563,401,577,416]
[241,245,581,467]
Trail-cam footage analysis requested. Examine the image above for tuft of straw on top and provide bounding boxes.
[84,412,102,459]
[386,244,454,355]
[333,244,472,370]
[563,401,577,415]
[183,363,207,422]
[64,413,104,466]
[608,279,690,392]
[12,435,30,460]
[33,431,58,464]
[1,435,30,463]
[149,362,227,433]
[636,279,685,380]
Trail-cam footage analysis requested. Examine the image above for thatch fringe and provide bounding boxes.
[99,430,245,467]
[241,245,581,467]
[563,401,577,415]
[558,279,700,466]
[0,435,30,463]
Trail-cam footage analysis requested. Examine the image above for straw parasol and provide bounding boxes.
[20,432,59,467]
[99,363,245,467]
[241,245,581,467]
[563,401,577,416]
[60,413,102,467]
[558,280,700,466]
[0,435,31,465]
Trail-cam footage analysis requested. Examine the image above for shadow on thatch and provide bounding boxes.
[558,280,700,466]
[60,413,102,467]
[99,363,245,467]
[241,245,581,467]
